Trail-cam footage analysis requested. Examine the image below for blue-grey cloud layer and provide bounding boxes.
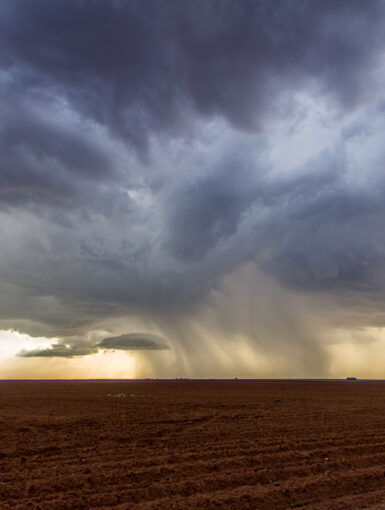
[1,1,385,366]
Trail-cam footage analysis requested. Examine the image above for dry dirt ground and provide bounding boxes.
[1,380,385,509]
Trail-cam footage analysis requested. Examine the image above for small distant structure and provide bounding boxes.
[346,377,358,381]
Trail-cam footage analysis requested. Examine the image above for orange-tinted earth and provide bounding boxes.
[1,380,385,509]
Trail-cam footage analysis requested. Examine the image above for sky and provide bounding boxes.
[1,0,385,379]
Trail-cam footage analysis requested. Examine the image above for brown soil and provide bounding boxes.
[1,380,385,509]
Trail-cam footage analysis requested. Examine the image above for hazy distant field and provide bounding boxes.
[1,380,385,509]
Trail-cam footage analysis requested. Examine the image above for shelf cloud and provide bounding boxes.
[98,334,169,351]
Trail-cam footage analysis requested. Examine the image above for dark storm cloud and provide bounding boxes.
[166,146,260,261]
[0,92,118,208]
[2,0,381,131]
[164,142,385,295]
[0,0,384,208]
[98,333,169,351]
[257,149,385,294]
[1,0,385,364]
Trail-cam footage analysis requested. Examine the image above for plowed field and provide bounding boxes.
[1,380,385,509]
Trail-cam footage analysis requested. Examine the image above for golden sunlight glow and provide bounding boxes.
[0,330,137,379]
[327,327,385,379]
[3,324,385,380]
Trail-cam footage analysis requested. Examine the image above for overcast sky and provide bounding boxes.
[1,0,385,378]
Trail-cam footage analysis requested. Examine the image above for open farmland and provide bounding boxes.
[1,380,385,509]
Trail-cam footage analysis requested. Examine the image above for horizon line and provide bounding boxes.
[0,377,382,382]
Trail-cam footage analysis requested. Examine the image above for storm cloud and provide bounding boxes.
[98,334,169,351]
[17,340,97,358]
[1,1,385,377]
[17,332,168,357]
